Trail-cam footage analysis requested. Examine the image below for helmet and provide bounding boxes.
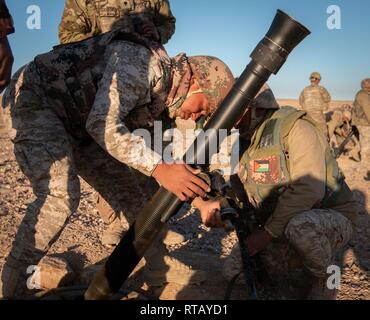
[310,72,322,81]
[188,56,235,111]
[361,78,370,91]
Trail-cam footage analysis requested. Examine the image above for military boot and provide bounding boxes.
[143,233,206,287]
[101,216,127,247]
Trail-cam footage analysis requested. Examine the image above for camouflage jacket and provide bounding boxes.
[33,30,174,176]
[352,89,370,126]
[0,0,14,38]
[299,85,331,112]
[58,0,176,45]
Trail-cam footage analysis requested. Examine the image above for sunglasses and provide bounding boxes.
[311,77,320,81]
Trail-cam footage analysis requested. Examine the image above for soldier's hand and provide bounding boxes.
[152,163,211,201]
[193,198,223,228]
[246,230,273,256]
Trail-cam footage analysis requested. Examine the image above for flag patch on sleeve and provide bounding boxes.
[253,160,270,173]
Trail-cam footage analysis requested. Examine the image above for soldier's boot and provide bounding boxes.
[101,216,127,247]
[143,238,206,287]
[307,276,337,300]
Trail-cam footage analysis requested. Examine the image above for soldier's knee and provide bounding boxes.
[285,212,317,244]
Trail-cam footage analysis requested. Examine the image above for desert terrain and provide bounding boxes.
[0,99,369,300]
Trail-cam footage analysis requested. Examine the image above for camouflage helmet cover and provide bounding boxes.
[187,56,235,111]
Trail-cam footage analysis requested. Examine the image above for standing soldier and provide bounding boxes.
[299,72,331,138]
[0,0,14,91]
[58,0,176,45]
[352,78,370,168]
[58,0,177,246]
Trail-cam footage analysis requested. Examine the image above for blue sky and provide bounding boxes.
[6,0,370,100]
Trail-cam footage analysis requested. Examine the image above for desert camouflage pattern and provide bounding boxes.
[357,126,370,165]
[59,0,176,44]
[299,85,331,136]
[327,109,361,161]
[223,209,353,284]
[352,89,370,127]
[188,56,235,112]
[0,62,157,297]
[0,0,14,38]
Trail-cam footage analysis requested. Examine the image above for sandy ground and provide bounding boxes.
[0,99,369,300]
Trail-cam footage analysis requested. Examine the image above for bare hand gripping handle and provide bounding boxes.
[85,9,310,300]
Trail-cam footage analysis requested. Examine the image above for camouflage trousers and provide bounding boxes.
[358,126,370,165]
[223,209,353,286]
[0,66,158,298]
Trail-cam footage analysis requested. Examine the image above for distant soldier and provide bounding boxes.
[299,72,331,137]
[58,0,176,45]
[352,78,370,167]
[0,0,14,91]
[327,105,361,162]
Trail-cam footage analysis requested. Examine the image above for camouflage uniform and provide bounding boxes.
[59,0,176,44]
[222,100,357,297]
[299,83,331,137]
[352,80,370,166]
[327,109,361,161]
[0,31,234,297]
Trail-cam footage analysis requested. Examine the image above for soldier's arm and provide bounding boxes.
[298,90,305,109]
[264,120,326,238]
[0,0,14,91]
[356,91,370,123]
[321,86,331,108]
[86,42,162,176]
[58,0,95,44]
[153,0,176,44]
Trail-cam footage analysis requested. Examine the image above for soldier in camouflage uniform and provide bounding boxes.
[59,0,176,44]
[193,87,358,299]
[0,0,14,91]
[327,106,361,162]
[58,0,177,246]
[352,79,370,168]
[0,30,235,298]
[299,72,331,138]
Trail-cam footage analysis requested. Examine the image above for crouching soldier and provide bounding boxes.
[0,29,234,298]
[327,105,361,162]
[193,86,358,299]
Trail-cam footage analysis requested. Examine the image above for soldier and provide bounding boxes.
[0,30,234,298]
[58,0,176,45]
[352,79,370,168]
[0,0,14,91]
[58,0,177,246]
[193,87,358,299]
[299,72,331,137]
[327,106,361,162]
